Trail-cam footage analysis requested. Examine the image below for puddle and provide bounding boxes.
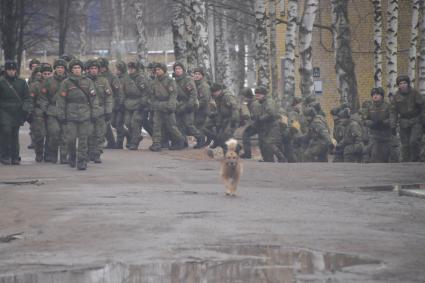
[0,245,381,283]
[359,184,425,192]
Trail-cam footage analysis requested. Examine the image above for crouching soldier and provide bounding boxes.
[336,108,363,162]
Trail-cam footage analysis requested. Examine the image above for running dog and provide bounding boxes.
[220,138,243,196]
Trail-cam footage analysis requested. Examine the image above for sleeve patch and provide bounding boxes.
[60,92,67,97]
[41,88,47,94]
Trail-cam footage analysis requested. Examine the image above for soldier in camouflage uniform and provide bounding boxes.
[330,105,345,162]
[295,106,331,162]
[39,59,68,164]
[192,67,212,138]
[252,86,286,162]
[128,61,152,139]
[98,57,126,149]
[28,65,48,162]
[390,75,424,162]
[238,88,257,159]
[362,87,392,163]
[336,108,364,162]
[86,59,113,162]
[209,83,240,149]
[173,62,206,148]
[360,100,372,163]
[0,61,32,165]
[116,60,144,150]
[57,59,98,170]
[148,63,186,152]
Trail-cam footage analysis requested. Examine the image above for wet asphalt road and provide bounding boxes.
[0,130,425,282]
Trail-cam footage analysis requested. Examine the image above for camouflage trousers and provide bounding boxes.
[65,120,93,166]
[124,109,143,147]
[176,111,204,139]
[399,123,423,162]
[152,111,184,146]
[46,116,67,162]
[30,114,47,159]
[369,137,391,163]
[88,117,106,158]
[242,123,258,156]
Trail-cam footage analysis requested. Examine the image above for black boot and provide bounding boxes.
[240,151,252,159]
[77,161,87,170]
[169,139,185,150]
[69,154,76,168]
[94,154,102,164]
[35,153,43,163]
[194,136,207,149]
[149,144,162,152]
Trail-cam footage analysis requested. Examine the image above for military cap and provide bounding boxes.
[254,85,268,95]
[29,58,40,69]
[4,60,18,70]
[193,67,205,76]
[147,62,155,69]
[173,61,186,72]
[303,106,317,117]
[40,63,53,73]
[31,66,42,75]
[85,59,100,69]
[53,59,67,69]
[115,60,127,73]
[127,61,139,70]
[210,83,224,93]
[396,75,410,86]
[60,54,75,63]
[68,59,84,70]
[155,63,168,73]
[239,87,254,98]
[98,57,109,68]
[370,87,385,97]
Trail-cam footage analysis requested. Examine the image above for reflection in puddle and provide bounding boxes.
[0,245,381,283]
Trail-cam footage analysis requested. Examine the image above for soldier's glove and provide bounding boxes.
[105,113,112,122]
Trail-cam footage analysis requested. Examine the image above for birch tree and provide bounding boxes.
[76,0,88,57]
[254,0,270,88]
[372,0,383,87]
[419,1,425,95]
[58,0,71,56]
[282,0,298,109]
[185,0,196,70]
[192,0,212,76]
[213,6,230,85]
[298,0,318,98]
[110,0,123,60]
[269,0,278,98]
[331,0,359,111]
[172,1,187,66]
[386,0,399,97]
[408,0,421,85]
[135,0,148,66]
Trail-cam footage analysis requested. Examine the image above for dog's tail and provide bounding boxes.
[225,138,238,152]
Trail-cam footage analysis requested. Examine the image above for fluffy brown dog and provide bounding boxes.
[221,139,243,196]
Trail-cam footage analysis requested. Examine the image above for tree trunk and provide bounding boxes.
[386,0,399,97]
[192,0,212,77]
[247,33,256,87]
[59,0,71,56]
[282,0,298,109]
[1,0,18,61]
[332,0,359,111]
[419,1,425,95]
[185,0,196,70]
[237,32,246,93]
[227,12,240,95]
[269,0,278,98]
[408,0,421,85]
[16,0,24,75]
[110,0,122,60]
[135,0,148,66]
[372,0,383,88]
[172,1,187,66]
[299,0,318,98]
[214,6,230,86]
[76,0,88,57]
[255,0,270,88]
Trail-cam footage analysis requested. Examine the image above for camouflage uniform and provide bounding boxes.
[173,63,205,148]
[330,105,345,162]
[194,71,212,136]
[337,109,363,162]
[210,84,240,149]
[98,58,126,149]
[57,60,98,170]
[363,91,391,163]
[390,75,424,162]
[86,60,113,162]
[252,87,286,162]
[0,61,32,165]
[149,64,185,151]
[296,107,331,162]
[239,88,257,159]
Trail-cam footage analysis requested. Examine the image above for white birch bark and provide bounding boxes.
[372,0,383,87]
[255,0,270,88]
[227,12,240,96]
[282,0,298,109]
[278,0,285,16]
[386,0,399,97]
[419,1,425,95]
[214,7,230,85]
[76,0,88,57]
[408,0,421,85]
[192,0,212,76]
[110,0,122,60]
[269,0,278,98]
[299,0,318,98]
[185,0,196,70]
[172,1,187,66]
[135,1,148,66]
[331,0,359,111]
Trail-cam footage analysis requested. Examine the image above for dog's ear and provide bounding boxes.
[236,144,242,154]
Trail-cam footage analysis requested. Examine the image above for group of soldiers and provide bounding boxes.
[0,54,424,169]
